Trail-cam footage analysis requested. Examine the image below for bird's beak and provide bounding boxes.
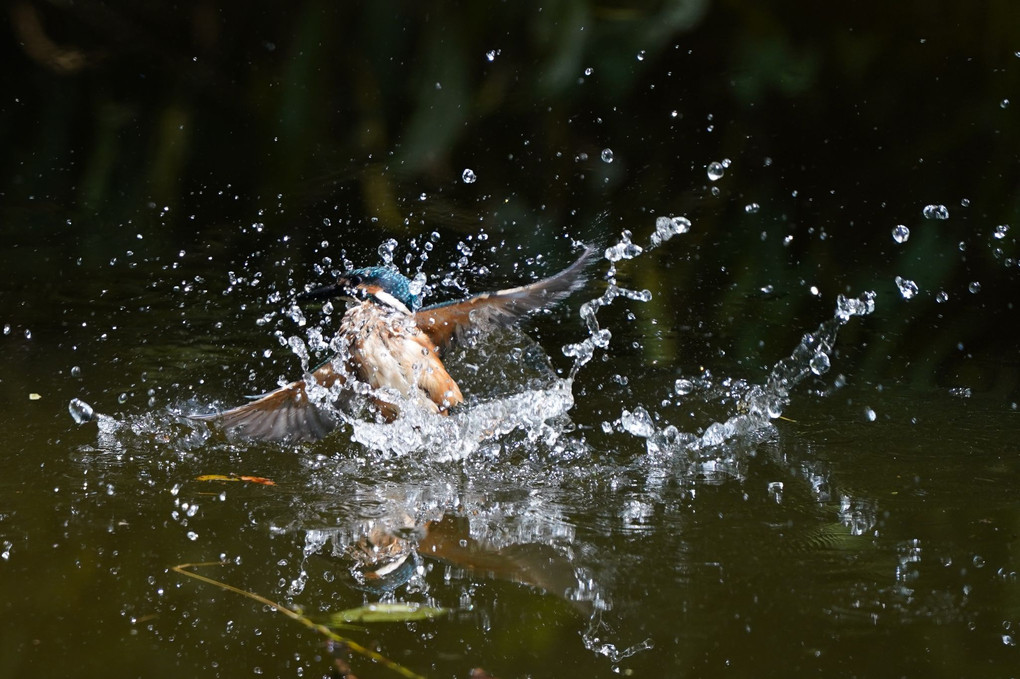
[295,283,344,302]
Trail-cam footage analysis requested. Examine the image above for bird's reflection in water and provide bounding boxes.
[309,511,599,613]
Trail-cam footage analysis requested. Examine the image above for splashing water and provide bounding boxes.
[64,218,886,673]
[560,225,877,463]
[72,216,875,468]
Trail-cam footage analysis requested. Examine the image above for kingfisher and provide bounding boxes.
[195,245,596,442]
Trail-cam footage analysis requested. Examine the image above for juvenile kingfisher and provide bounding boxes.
[196,245,596,442]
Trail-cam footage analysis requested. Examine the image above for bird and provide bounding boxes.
[194,245,597,442]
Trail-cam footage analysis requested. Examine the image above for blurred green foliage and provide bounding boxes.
[1,0,1017,394]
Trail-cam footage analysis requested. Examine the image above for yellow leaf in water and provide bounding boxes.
[195,474,276,486]
[328,603,448,625]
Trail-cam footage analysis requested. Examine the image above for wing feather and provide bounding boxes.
[414,246,596,349]
[192,362,346,442]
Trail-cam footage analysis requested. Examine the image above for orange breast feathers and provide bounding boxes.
[341,304,464,419]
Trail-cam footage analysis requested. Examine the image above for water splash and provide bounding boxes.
[63,216,890,673]
[69,398,95,424]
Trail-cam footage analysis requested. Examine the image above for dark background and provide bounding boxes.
[2,1,1017,402]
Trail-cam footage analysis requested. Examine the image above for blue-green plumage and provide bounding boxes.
[299,266,423,310]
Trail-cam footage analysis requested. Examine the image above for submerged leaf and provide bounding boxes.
[328,603,448,625]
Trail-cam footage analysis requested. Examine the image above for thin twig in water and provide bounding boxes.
[172,561,424,679]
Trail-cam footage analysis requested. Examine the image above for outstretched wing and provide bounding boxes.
[192,362,346,442]
[414,245,597,350]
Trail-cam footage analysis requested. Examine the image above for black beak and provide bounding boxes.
[296,283,344,302]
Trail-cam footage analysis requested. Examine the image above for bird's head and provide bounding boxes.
[298,267,422,313]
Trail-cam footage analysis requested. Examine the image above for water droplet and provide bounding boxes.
[993,224,1010,239]
[744,203,760,214]
[892,224,910,243]
[651,216,691,246]
[809,353,830,375]
[670,109,678,118]
[706,161,724,181]
[922,204,949,220]
[936,290,949,303]
[2,324,9,335]
[968,281,981,294]
[1001,98,1010,109]
[378,238,398,264]
[24,329,32,340]
[68,398,95,424]
[70,366,81,377]
[485,50,497,62]
[418,192,427,201]
[604,231,643,262]
[601,148,614,163]
[118,393,128,404]
[584,66,594,76]
[865,407,877,422]
[835,291,877,321]
[620,407,655,437]
[674,378,695,395]
[960,198,970,207]
[461,168,476,184]
[895,276,919,300]
[636,50,646,61]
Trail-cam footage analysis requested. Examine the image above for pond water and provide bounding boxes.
[2,3,1019,678]
[2,218,1016,678]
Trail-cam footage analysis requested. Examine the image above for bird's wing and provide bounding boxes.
[192,362,346,442]
[414,245,597,350]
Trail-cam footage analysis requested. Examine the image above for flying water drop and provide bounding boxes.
[69,398,95,424]
[650,216,691,246]
[835,291,877,322]
[706,162,724,181]
[922,204,949,220]
[892,225,910,243]
[809,353,831,375]
[895,276,919,300]
[601,148,614,163]
[620,407,656,438]
[462,168,477,184]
